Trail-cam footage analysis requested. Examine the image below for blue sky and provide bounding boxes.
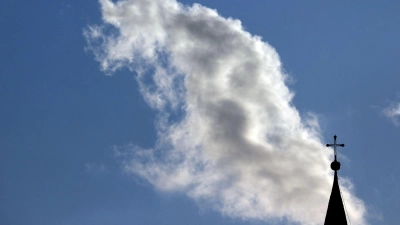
[1,1,400,225]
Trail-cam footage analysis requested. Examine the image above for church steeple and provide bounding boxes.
[324,135,348,225]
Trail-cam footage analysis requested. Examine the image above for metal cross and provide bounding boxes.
[326,135,345,160]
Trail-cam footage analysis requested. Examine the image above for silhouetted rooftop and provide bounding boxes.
[324,135,348,225]
[324,170,347,225]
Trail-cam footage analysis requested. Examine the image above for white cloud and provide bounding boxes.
[85,0,368,224]
[383,102,400,126]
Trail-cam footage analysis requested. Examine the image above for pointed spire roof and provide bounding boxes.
[324,135,348,225]
[324,171,348,225]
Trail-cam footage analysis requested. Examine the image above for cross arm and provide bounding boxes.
[326,144,345,147]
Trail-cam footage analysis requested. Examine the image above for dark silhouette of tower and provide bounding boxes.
[324,135,348,225]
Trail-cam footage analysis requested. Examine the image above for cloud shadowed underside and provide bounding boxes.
[84,0,368,224]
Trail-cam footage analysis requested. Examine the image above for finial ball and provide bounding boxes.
[331,160,341,171]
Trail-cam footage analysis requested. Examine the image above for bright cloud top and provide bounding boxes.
[85,0,367,224]
[383,102,400,126]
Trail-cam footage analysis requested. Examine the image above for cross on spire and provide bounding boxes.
[326,135,345,160]
[326,135,345,171]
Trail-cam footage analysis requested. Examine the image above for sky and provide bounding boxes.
[1,0,400,225]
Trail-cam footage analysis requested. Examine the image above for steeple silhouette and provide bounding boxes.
[324,135,348,225]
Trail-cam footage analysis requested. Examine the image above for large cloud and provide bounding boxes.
[84,0,367,224]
